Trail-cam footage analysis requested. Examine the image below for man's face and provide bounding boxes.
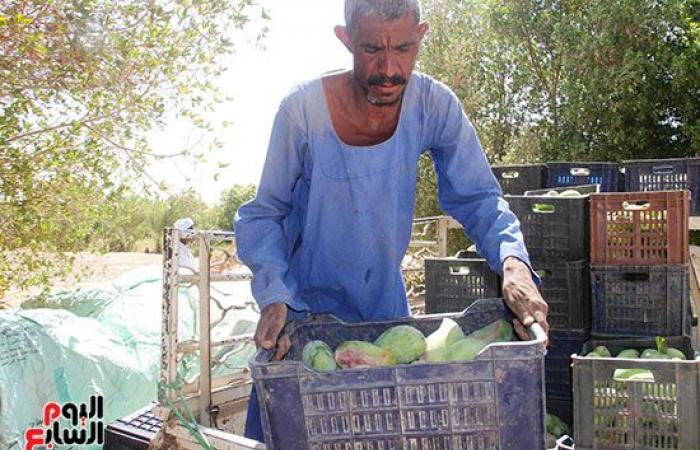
[338,14,428,106]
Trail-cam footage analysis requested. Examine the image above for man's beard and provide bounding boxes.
[363,73,407,107]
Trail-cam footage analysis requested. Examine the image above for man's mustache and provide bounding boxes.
[368,74,406,86]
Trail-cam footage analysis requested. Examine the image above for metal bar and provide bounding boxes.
[159,228,180,404]
[178,334,255,354]
[198,234,212,427]
[181,273,252,283]
[436,217,448,257]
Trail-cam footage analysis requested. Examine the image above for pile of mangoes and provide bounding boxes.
[585,337,687,381]
[300,318,515,372]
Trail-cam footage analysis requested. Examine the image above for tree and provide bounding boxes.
[216,184,257,231]
[0,0,266,295]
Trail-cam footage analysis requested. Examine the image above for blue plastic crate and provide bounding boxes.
[547,162,621,192]
[623,157,700,215]
[250,298,548,450]
[492,164,547,195]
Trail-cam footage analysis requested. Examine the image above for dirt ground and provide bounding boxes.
[1,252,163,308]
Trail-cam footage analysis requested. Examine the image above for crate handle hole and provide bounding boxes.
[570,167,591,176]
[532,203,555,214]
[621,272,649,282]
[652,165,674,174]
[501,171,519,179]
[622,201,651,211]
[535,269,551,278]
[450,267,471,275]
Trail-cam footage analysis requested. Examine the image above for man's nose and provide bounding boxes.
[377,51,400,79]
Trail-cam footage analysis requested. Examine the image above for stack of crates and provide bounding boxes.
[505,185,595,426]
[572,179,698,449]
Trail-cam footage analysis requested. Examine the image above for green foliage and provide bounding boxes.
[0,0,266,295]
[215,184,257,231]
[417,0,699,244]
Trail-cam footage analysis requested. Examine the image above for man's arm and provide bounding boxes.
[426,84,549,339]
[234,103,309,358]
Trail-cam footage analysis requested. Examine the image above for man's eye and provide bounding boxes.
[396,45,411,53]
[364,47,380,54]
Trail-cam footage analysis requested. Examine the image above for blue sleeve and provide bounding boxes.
[233,103,310,312]
[426,84,539,283]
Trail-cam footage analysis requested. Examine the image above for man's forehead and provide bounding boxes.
[353,13,420,40]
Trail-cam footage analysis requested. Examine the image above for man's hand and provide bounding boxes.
[254,302,290,361]
[502,257,549,342]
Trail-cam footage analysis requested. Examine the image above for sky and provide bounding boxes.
[147,1,350,204]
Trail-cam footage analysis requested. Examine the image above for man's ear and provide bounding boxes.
[417,22,429,41]
[334,25,353,52]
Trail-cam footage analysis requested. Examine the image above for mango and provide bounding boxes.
[442,337,488,362]
[588,345,611,357]
[468,319,514,343]
[545,413,570,438]
[616,349,640,359]
[641,349,670,360]
[335,341,397,369]
[423,318,465,361]
[302,340,337,372]
[665,347,685,360]
[559,189,583,197]
[374,325,427,364]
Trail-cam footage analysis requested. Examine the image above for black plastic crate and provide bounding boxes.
[591,265,690,338]
[104,403,161,450]
[525,184,600,196]
[545,330,589,411]
[492,163,547,195]
[424,258,501,314]
[623,157,700,215]
[573,336,700,450]
[534,260,591,331]
[547,162,622,192]
[546,396,574,435]
[506,195,590,261]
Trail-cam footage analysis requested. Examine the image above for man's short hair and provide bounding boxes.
[345,0,421,36]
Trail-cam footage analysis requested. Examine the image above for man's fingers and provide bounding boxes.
[259,318,285,350]
[534,310,550,335]
[521,313,535,328]
[272,334,291,361]
[513,319,529,341]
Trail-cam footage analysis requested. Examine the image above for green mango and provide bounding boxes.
[302,340,337,372]
[374,325,427,364]
[335,341,397,369]
[641,349,671,360]
[442,337,488,362]
[559,189,583,197]
[587,345,612,357]
[533,203,555,212]
[545,413,570,438]
[423,318,465,361]
[665,347,686,360]
[468,319,514,343]
[613,368,654,381]
[616,349,640,359]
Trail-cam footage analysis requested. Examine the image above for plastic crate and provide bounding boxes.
[534,260,591,331]
[544,330,590,426]
[591,265,690,338]
[547,162,622,192]
[590,191,690,265]
[492,164,547,195]
[572,336,700,450]
[104,403,161,450]
[623,157,700,215]
[424,258,501,314]
[546,396,574,438]
[250,298,548,450]
[506,195,589,261]
[525,184,600,196]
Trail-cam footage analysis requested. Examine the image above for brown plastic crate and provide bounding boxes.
[590,191,689,265]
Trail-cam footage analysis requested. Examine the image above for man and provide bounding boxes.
[234,0,549,442]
